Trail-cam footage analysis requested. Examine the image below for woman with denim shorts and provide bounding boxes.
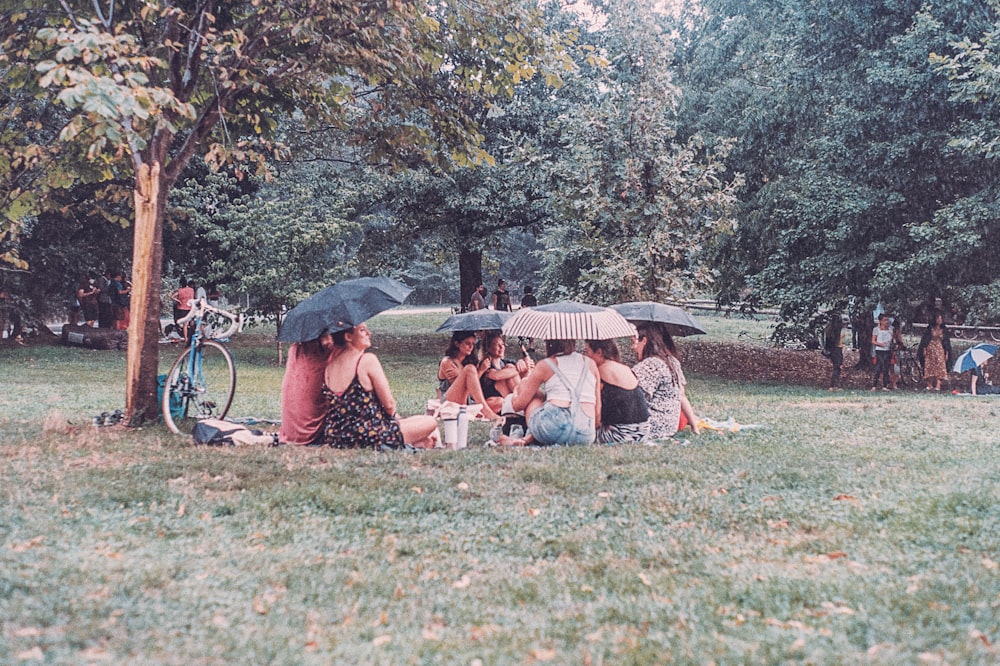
[504,339,600,446]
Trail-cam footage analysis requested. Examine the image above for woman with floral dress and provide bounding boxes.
[917,312,952,391]
[632,323,700,440]
[322,324,439,448]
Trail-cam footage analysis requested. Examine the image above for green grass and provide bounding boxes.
[2,313,1000,663]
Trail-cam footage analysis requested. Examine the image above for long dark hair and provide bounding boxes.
[635,323,677,362]
[331,327,353,348]
[445,331,478,364]
[585,338,621,362]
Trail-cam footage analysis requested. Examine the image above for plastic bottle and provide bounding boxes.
[509,424,524,440]
[456,406,469,449]
[489,418,504,445]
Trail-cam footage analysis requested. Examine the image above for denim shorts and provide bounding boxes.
[528,402,595,446]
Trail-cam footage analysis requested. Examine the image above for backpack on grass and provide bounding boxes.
[191,418,276,446]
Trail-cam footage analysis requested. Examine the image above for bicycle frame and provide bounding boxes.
[163,299,242,431]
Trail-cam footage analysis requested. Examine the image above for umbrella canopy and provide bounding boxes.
[436,309,515,333]
[953,343,999,373]
[502,301,635,341]
[277,277,413,343]
[609,301,706,337]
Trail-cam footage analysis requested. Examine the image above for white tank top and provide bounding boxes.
[543,353,597,405]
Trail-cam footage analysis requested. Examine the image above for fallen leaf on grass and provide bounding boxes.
[597,491,612,498]
[969,629,992,647]
[638,573,651,587]
[372,634,392,647]
[422,621,446,640]
[767,519,788,530]
[176,503,186,518]
[16,647,44,661]
[453,574,471,589]
[528,508,541,517]
[982,557,998,570]
[13,627,42,637]
[469,624,500,641]
[832,494,860,505]
[457,482,469,490]
[410,486,423,494]
[529,648,558,661]
[78,646,110,660]
[761,495,781,503]
[9,536,44,552]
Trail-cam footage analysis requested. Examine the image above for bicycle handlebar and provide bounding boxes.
[175,298,243,340]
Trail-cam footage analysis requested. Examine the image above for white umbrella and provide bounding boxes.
[502,301,636,340]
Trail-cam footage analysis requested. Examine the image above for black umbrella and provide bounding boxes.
[436,309,515,332]
[277,277,413,343]
[609,301,706,337]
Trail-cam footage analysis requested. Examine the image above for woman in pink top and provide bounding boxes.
[278,334,336,445]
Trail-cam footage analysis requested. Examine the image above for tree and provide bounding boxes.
[538,0,741,305]
[675,0,997,340]
[7,0,564,423]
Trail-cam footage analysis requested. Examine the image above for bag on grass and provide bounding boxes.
[192,418,275,446]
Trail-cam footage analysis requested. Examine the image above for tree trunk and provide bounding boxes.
[853,309,874,371]
[125,162,167,426]
[458,247,482,312]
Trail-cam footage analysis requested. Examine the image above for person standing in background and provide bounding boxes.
[492,279,511,311]
[823,312,847,391]
[520,285,537,308]
[96,269,113,328]
[110,271,131,331]
[917,312,952,391]
[468,284,487,311]
[871,313,893,391]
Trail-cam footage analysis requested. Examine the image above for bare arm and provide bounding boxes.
[438,357,460,382]
[360,354,397,417]
[511,361,552,412]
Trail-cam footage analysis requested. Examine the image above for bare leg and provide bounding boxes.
[444,365,500,420]
[399,415,440,448]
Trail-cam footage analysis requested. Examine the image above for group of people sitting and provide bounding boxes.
[278,320,700,449]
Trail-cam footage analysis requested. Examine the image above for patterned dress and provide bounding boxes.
[321,363,403,449]
[923,327,948,381]
[633,355,685,440]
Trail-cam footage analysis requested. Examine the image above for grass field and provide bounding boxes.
[2,311,999,664]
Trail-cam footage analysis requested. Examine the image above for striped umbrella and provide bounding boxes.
[501,301,636,340]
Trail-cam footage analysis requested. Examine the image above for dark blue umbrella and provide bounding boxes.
[277,277,413,343]
[609,301,706,337]
[436,309,515,332]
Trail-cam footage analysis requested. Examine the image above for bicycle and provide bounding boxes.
[161,298,243,435]
[894,346,922,387]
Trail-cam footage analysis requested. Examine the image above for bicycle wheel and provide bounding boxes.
[990,329,1000,342]
[162,340,236,435]
[909,359,923,384]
